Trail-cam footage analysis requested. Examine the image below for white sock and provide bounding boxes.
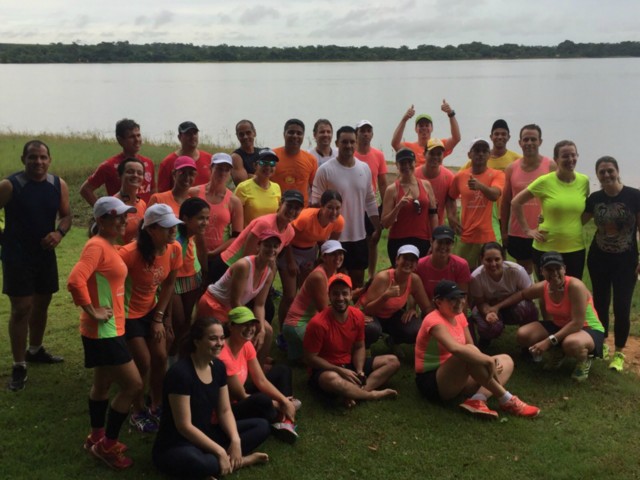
[498,392,513,405]
[13,361,27,368]
[28,345,42,355]
[470,393,487,402]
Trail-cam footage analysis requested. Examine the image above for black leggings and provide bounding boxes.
[532,248,585,280]
[587,248,637,349]
[367,310,422,345]
[232,364,293,423]
[152,418,269,479]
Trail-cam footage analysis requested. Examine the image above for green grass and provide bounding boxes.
[1,133,640,479]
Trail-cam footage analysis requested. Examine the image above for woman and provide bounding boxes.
[277,190,344,344]
[582,156,640,371]
[382,148,438,265]
[283,240,345,361]
[190,153,244,281]
[231,119,263,185]
[234,148,281,226]
[152,317,269,479]
[469,242,538,347]
[197,231,280,364]
[67,197,143,470]
[360,245,433,347]
[118,203,183,432]
[511,140,589,279]
[500,252,604,382]
[414,280,539,418]
[114,157,147,244]
[220,307,299,443]
[169,197,210,358]
[416,225,472,301]
[148,156,198,216]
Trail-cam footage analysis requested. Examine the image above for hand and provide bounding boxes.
[151,321,165,343]
[403,104,415,122]
[385,280,401,298]
[371,228,382,244]
[441,99,454,115]
[401,309,418,324]
[485,311,499,324]
[398,191,413,207]
[253,328,266,352]
[40,231,63,250]
[218,452,232,476]
[500,231,509,248]
[525,228,546,243]
[448,217,462,235]
[287,260,299,277]
[164,324,175,348]
[338,367,362,386]
[494,357,504,374]
[227,439,243,471]
[91,306,113,322]
[467,176,482,191]
[484,356,498,379]
[278,399,297,422]
[530,338,552,356]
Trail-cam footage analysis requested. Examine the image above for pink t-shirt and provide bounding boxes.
[219,341,256,386]
[507,157,552,238]
[354,148,388,193]
[415,310,468,374]
[415,166,454,225]
[221,214,295,265]
[416,254,471,300]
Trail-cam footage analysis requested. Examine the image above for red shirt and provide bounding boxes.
[85,152,156,203]
[157,151,212,192]
[303,306,365,366]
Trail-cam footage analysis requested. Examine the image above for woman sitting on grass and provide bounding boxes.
[415,280,539,419]
[497,251,605,382]
[220,307,300,444]
[153,317,269,479]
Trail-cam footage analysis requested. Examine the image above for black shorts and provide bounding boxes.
[415,369,441,403]
[507,236,533,262]
[308,357,375,395]
[539,320,604,358]
[125,310,155,340]
[82,335,132,369]
[532,248,586,279]
[364,205,383,237]
[2,253,59,296]
[341,239,369,272]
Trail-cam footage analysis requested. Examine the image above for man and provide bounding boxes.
[500,124,556,274]
[0,140,71,391]
[308,119,337,167]
[231,119,263,185]
[460,119,520,171]
[80,118,155,205]
[391,100,461,166]
[272,119,318,206]
[354,119,388,280]
[303,273,400,406]
[448,138,505,269]
[415,138,456,226]
[311,126,380,288]
[156,121,212,192]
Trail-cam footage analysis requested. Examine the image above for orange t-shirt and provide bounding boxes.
[271,147,317,205]
[148,190,182,217]
[118,241,183,318]
[114,196,147,245]
[291,208,344,248]
[403,138,453,167]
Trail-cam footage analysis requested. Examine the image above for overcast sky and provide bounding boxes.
[2,0,638,48]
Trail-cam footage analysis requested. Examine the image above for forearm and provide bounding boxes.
[391,120,407,150]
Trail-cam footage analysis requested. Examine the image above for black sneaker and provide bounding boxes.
[8,365,27,391]
[26,347,64,364]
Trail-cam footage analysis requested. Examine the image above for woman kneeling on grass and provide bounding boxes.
[498,251,604,382]
[68,197,143,470]
[414,280,539,419]
[153,317,269,479]
[220,307,300,443]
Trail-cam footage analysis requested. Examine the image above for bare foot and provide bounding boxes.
[342,397,357,409]
[370,388,398,400]
[242,452,269,468]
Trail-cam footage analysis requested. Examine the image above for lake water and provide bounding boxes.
[1,58,638,186]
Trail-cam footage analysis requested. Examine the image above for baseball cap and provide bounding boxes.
[142,203,183,229]
[469,137,490,151]
[211,152,233,166]
[257,149,279,163]
[395,148,416,163]
[539,251,565,269]
[282,190,304,206]
[415,114,433,125]
[257,229,282,242]
[491,119,509,133]
[328,273,352,290]
[321,240,346,255]
[356,119,373,130]
[433,280,466,300]
[174,156,197,171]
[93,196,136,219]
[178,121,199,134]
[397,244,420,259]
[228,306,258,325]
[426,138,445,152]
[432,225,455,241]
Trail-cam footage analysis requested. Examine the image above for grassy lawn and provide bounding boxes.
[1,133,640,479]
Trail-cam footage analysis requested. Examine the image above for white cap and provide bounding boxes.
[142,203,183,229]
[93,196,136,219]
[356,119,373,129]
[468,137,490,151]
[397,244,420,259]
[321,240,346,255]
[211,152,233,166]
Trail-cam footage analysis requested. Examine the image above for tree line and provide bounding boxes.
[0,40,638,63]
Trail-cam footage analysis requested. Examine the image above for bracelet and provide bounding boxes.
[448,110,456,118]
[428,208,438,215]
[152,319,164,324]
[57,227,67,237]
[155,310,164,317]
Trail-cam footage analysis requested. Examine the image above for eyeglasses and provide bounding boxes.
[413,199,422,215]
[258,160,277,167]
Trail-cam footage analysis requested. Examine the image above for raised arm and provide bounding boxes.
[441,99,461,151]
[391,104,415,151]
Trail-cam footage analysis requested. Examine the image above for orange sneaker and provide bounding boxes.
[459,399,498,419]
[84,435,128,453]
[91,438,133,470]
[500,395,540,417]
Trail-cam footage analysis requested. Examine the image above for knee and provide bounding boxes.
[496,354,514,371]
[10,301,32,322]
[380,354,401,372]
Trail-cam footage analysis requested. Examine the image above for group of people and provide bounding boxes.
[1,105,638,477]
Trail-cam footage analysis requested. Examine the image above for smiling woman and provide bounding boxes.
[114,157,146,244]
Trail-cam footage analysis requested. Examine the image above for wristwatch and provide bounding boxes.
[448,110,456,118]
[548,334,559,346]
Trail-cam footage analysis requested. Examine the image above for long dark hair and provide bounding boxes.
[178,197,209,237]
[136,223,156,266]
[179,317,223,358]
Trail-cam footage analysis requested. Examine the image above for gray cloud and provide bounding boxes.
[239,6,280,24]
[153,10,174,28]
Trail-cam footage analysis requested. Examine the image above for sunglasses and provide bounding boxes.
[258,160,277,167]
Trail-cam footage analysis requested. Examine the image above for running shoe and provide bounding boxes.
[459,399,498,419]
[289,397,302,411]
[602,343,610,361]
[8,365,27,392]
[148,405,163,425]
[571,357,593,382]
[271,421,298,444]
[84,435,128,453]
[500,396,540,417]
[543,348,565,371]
[609,352,625,372]
[26,347,64,364]
[91,439,133,470]
[129,411,159,433]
